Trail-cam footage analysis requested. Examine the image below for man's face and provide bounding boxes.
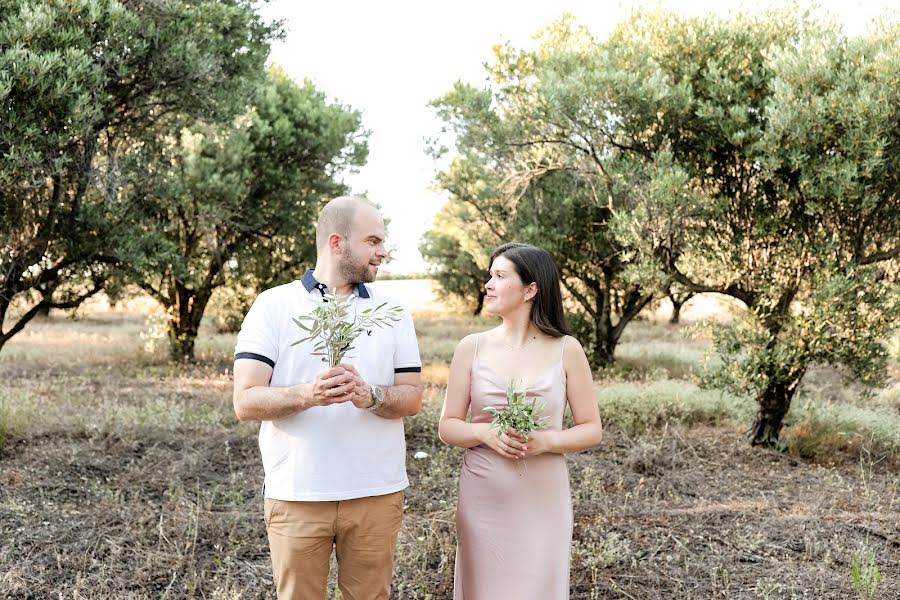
[339,206,387,283]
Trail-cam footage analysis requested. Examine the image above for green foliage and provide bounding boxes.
[483,380,548,441]
[427,21,657,367]
[205,285,257,334]
[565,310,596,358]
[602,8,900,443]
[115,66,368,361]
[292,292,402,368]
[0,0,276,351]
[783,399,900,458]
[596,380,755,435]
[850,551,883,600]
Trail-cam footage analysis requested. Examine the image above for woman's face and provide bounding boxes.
[484,255,535,316]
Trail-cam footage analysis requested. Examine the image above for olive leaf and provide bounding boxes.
[483,379,548,441]
[291,290,403,367]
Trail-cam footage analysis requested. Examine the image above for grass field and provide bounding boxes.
[1,284,898,599]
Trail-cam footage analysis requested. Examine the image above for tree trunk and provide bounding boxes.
[669,296,683,324]
[168,320,199,363]
[592,315,617,368]
[35,285,56,318]
[166,284,215,363]
[749,370,805,447]
[591,338,616,368]
[668,292,694,324]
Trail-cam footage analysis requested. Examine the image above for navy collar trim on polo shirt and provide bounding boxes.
[301,269,371,299]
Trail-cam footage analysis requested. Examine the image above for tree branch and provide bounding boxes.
[561,278,598,319]
[656,247,756,308]
[613,290,657,340]
[859,244,900,265]
[1,281,103,345]
[455,194,506,241]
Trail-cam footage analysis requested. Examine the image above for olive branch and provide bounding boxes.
[292,291,403,367]
[483,379,548,441]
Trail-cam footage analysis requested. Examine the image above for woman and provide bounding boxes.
[439,243,603,599]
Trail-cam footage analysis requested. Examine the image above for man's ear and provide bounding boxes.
[328,233,343,255]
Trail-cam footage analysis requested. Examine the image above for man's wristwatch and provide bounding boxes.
[367,385,385,411]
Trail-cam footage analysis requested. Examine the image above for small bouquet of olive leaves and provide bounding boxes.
[483,379,548,442]
[292,291,402,367]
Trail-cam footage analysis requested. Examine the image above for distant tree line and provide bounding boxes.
[1,0,368,362]
[421,8,900,445]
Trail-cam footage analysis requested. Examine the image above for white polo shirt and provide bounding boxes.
[234,270,422,501]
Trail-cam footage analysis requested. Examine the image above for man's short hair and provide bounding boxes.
[315,196,371,252]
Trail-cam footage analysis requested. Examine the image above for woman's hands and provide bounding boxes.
[520,430,558,457]
[479,424,527,459]
[478,425,559,458]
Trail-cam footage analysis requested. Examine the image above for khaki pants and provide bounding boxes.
[264,491,404,600]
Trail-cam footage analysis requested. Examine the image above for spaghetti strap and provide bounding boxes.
[472,333,481,365]
[559,335,568,362]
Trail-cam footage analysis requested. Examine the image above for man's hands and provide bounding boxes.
[340,364,377,409]
[310,364,373,409]
[310,366,355,406]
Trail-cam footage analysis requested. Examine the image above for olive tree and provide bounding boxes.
[118,67,368,361]
[605,10,900,445]
[0,0,275,353]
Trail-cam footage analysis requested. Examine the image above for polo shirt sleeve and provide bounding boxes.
[234,293,278,368]
[393,307,422,374]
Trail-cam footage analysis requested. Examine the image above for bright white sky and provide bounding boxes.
[259,0,898,274]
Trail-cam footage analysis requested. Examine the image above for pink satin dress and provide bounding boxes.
[453,336,572,599]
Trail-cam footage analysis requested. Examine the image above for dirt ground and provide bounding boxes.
[2,409,898,599]
[403,411,900,600]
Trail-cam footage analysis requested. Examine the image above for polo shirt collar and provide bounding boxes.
[301,269,371,299]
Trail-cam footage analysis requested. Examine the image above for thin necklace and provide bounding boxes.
[499,334,538,351]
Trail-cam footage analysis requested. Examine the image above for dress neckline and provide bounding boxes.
[472,356,565,391]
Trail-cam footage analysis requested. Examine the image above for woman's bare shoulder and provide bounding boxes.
[562,335,589,363]
[453,332,481,358]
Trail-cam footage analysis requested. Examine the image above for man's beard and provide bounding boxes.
[339,247,376,283]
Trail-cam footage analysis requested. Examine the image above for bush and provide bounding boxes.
[0,392,30,451]
[605,341,709,381]
[596,380,754,434]
[782,400,900,458]
[205,286,256,334]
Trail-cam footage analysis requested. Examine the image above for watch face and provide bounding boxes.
[368,385,384,410]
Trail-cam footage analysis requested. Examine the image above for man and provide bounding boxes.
[233,196,423,599]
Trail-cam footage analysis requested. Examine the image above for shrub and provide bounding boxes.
[596,380,754,434]
[782,400,900,458]
[0,392,30,451]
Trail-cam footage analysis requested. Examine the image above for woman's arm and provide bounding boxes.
[439,334,484,447]
[524,336,603,456]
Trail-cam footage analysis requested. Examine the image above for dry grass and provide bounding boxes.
[1,300,899,599]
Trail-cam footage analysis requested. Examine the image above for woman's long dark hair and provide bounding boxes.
[490,243,570,338]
